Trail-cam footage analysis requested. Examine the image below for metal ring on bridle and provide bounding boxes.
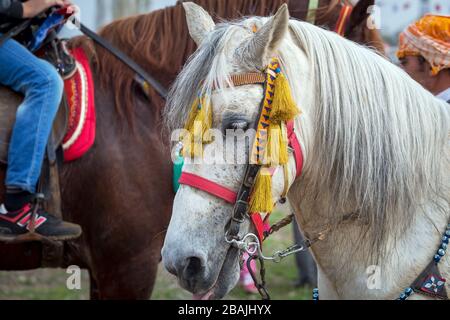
[225,232,307,263]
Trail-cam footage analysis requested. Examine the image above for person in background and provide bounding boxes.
[397,14,450,103]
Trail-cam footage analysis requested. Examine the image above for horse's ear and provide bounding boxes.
[182,2,215,46]
[240,4,290,68]
[347,0,375,33]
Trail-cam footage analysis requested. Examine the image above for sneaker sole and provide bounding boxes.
[0,228,82,244]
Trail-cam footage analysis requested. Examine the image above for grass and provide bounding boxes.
[0,211,310,300]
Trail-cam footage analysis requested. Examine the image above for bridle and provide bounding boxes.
[178,59,307,299]
[179,117,303,246]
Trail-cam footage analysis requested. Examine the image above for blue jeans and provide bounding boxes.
[0,38,63,193]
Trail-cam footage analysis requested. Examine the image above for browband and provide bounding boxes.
[229,73,266,87]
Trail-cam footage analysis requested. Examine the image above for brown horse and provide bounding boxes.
[0,0,384,299]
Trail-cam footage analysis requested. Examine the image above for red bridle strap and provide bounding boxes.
[287,120,304,178]
[335,4,353,36]
[178,172,237,204]
[250,214,265,245]
[179,171,266,242]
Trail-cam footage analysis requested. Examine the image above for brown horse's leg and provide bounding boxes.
[89,271,101,300]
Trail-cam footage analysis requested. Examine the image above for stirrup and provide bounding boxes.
[0,231,49,244]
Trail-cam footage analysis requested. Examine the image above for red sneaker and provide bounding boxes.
[0,203,82,241]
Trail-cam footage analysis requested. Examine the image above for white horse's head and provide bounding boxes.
[161,3,309,299]
[162,2,450,300]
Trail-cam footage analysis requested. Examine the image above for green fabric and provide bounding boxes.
[173,156,184,193]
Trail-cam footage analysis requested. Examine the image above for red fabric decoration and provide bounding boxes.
[62,47,96,162]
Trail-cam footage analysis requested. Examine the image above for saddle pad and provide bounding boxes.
[62,47,96,162]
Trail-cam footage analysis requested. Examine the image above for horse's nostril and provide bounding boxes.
[183,256,204,278]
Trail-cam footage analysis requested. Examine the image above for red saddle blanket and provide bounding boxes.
[62,47,96,162]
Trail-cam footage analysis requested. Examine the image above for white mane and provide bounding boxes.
[288,21,448,245]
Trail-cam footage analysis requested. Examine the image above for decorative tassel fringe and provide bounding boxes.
[249,61,301,214]
[278,122,289,165]
[264,123,289,166]
[182,97,213,158]
[270,73,301,123]
[249,168,274,213]
[183,98,200,133]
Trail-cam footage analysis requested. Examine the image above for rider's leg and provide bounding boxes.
[0,38,63,201]
[0,38,81,240]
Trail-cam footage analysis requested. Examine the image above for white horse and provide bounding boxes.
[162,2,450,300]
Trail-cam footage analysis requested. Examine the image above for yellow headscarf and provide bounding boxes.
[397,14,450,75]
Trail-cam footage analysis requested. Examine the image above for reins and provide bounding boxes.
[78,23,168,99]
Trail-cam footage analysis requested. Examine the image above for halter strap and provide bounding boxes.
[179,65,303,244]
[335,4,353,36]
[178,172,237,204]
[229,73,266,87]
[287,120,303,178]
[178,123,303,243]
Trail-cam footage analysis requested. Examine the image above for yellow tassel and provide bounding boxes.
[265,124,280,167]
[184,98,201,132]
[264,123,289,166]
[249,168,274,213]
[270,73,301,123]
[182,97,213,158]
[278,122,289,165]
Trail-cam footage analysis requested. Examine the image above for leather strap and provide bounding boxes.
[79,23,167,99]
[251,213,265,244]
[287,120,304,177]
[229,73,266,87]
[178,172,237,204]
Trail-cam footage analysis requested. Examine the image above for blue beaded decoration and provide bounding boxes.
[398,287,413,300]
[312,288,319,301]
[443,236,449,245]
[314,223,450,301]
[398,223,449,300]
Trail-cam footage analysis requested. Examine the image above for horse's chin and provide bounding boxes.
[193,247,241,300]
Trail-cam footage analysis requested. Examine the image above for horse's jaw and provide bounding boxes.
[193,246,241,300]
